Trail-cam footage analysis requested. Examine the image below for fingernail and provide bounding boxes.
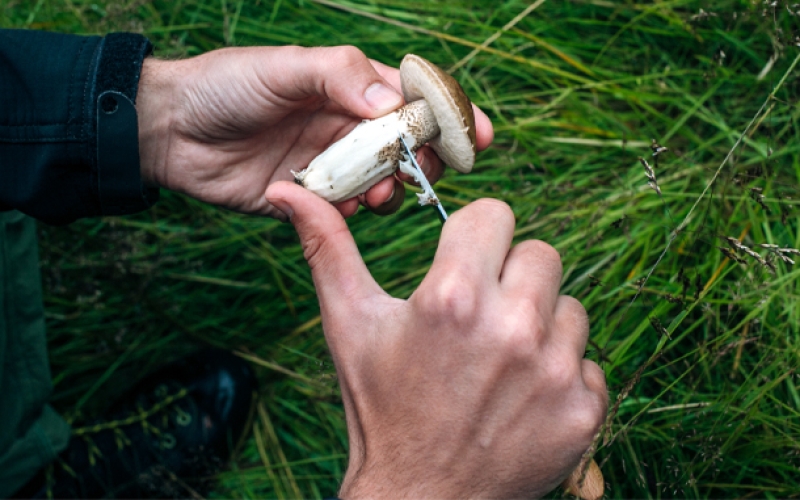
[269,199,294,220]
[368,183,404,216]
[364,83,403,114]
[383,186,396,204]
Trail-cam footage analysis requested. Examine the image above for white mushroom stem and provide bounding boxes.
[293,99,440,202]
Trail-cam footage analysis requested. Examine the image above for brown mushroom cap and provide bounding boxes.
[400,54,477,173]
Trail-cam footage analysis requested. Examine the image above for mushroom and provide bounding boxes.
[293,54,476,203]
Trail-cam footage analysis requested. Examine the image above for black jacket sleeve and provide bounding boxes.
[0,29,159,225]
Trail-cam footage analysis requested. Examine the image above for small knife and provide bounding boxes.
[397,133,448,222]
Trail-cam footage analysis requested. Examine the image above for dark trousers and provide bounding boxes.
[0,211,70,496]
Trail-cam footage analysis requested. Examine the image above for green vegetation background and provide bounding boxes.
[2,0,800,497]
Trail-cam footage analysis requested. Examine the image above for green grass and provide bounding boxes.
[3,0,800,497]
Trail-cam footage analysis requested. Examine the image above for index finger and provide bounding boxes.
[422,199,516,290]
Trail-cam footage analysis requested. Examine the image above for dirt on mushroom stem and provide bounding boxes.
[293,99,440,202]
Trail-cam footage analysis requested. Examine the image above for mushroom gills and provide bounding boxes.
[293,99,440,202]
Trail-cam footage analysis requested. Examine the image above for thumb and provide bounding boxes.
[273,46,405,118]
[265,181,384,312]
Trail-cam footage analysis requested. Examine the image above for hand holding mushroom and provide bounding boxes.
[294,54,478,210]
[135,46,493,220]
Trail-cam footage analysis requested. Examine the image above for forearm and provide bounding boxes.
[0,29,158,225]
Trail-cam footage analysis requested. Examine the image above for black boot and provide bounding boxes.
[15,349,257,498]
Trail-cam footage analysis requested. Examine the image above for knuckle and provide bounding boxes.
[499,297,550,357]
[419,274,481,325]
[524,239,562,270]
[542,358,580,393]
[583,360,608,395]
[299,227,348,271]
[502,329,537,365]
[559,294,586,314]
[508,240,564,288]
[570,404,605,445]
[590,386,609,419]
[505,300,547,344]
[328,45,368,69]
[569,376,608,445]
[558,295,589,332]
[498,319,537,359]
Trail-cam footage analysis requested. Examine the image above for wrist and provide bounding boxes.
[137,57,177,188]
[339,468,448,500]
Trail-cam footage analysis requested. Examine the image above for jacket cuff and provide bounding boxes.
[93,33,160,215]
